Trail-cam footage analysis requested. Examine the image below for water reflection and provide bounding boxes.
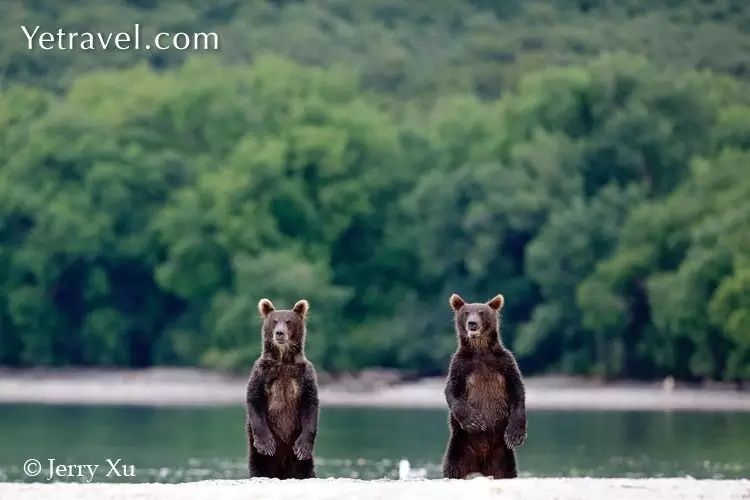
[0,404,747,482]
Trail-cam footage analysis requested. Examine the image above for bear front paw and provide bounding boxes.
[293,436,314,460]
[253,432,277,456]
[504,421,527,448]
[458,408,487,433]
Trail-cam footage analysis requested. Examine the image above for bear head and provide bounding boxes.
[258,298,309,359]
[449,293,504,349]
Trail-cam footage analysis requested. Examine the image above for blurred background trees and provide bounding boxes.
[0,0,748,380]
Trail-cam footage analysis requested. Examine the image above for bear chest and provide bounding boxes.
[465,367,509,424]
[265,374,301,442]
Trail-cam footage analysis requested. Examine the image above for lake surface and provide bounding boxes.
[0,404,748,482]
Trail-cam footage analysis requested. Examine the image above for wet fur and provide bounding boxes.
[442,294,527,479]
[246,299,319,479]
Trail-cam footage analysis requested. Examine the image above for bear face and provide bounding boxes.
[449,293,504,349]
[258,298,309,356]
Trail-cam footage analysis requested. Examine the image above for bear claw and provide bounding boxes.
[504,423,526,448]
[254,433,277,456]
[293,438,314,460]
[458,408,487,433]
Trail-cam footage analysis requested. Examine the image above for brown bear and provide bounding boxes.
[246,298,319,479]
[441,293,527,479]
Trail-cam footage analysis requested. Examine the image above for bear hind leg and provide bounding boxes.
[442,441,480,479]
[485,448,517,479]
[289,458,315,479]
[249,449,280,478]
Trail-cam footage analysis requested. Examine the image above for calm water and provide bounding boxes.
[0,404,748,482]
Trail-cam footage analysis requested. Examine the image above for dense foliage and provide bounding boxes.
[0,0,748,379]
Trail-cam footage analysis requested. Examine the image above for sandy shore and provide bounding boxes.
[1,368,750,411]
[2,478,749,500]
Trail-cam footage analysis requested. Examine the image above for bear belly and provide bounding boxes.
[266,377,300,443]
[466,369,509,430]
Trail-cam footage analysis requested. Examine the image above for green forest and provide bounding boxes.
[1,0,749,380]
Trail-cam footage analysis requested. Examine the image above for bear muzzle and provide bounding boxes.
[274,330,289,344]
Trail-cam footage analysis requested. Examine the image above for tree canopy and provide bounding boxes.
[0,0,749,380]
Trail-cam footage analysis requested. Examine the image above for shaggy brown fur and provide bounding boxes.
[442,293,527,479]
[246,298,319,479]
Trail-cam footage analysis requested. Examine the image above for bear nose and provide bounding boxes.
[274,330,285,338]
[467,321,478,331]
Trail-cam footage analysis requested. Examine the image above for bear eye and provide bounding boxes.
[285,320,292,327]
[272,320,278,326]
[479,311,485,317]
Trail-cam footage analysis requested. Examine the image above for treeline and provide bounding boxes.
[0,0,749,380]
[4,0,750,97]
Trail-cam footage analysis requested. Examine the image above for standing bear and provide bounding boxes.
[246,298,319,479]
[442,293,527,479]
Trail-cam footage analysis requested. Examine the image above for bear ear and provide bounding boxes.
[258,298,275,318]
[449,294,466,311]
[487,294,505,311]
[293,299,309,318]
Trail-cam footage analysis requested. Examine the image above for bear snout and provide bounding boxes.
[274,329,288,343]
[466,312,482,334]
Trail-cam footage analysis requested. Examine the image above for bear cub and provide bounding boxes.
[246,298,319,479]
[442,293,527,479]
